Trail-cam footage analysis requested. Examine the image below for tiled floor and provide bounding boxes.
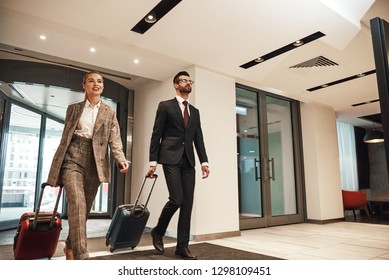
[209,222,389,260]
[2,219,389,260]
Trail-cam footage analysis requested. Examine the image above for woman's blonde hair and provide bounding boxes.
[82,70,104,84]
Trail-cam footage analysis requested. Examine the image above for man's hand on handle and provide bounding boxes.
[147,166,157,178]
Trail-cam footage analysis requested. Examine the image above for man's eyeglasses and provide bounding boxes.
[178,79,194,85]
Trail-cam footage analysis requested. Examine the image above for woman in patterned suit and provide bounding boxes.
[47,70,129,260]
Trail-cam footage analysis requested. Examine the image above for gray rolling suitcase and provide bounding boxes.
[105,175,157,252]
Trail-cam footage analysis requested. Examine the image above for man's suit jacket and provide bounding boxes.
[149,98,208,167]
[47,100,127,186]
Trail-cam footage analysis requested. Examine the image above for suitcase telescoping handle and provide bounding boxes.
[132,174,158,214]
[33,183,64,229]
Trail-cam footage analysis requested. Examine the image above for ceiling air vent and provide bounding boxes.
[290,55,338,69]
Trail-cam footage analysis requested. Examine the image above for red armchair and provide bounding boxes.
[341,190,371,220]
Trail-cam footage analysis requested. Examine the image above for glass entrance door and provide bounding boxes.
[0,104,42,223]
[236,87,303,229]
[237,88,263,228]
[266,96,300,225]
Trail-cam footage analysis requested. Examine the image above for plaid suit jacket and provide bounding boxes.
[47,100,127,186]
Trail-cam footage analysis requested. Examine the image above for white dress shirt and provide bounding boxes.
[176,95,190,117]
[74,99,101,139]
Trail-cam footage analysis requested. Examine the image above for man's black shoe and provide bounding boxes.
[175,247,197,260]
[151,228,164,253]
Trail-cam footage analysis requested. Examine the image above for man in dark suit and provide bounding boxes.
[147,71,210,260]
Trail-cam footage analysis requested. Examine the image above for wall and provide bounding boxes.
[131,66,240,239]
[300,102,344,221]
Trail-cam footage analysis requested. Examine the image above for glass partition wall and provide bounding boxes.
[0,62,131,231]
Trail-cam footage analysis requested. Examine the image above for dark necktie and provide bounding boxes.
[183,101,189,128]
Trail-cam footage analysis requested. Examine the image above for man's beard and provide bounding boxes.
[179,84,192,94]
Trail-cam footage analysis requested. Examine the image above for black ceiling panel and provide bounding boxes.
[307,69,376,92]
[131,0,182,34]
[240,31,325,69]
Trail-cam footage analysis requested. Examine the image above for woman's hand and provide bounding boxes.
[119,161,129,173]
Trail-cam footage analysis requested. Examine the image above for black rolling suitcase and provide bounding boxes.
[106,175,157,252]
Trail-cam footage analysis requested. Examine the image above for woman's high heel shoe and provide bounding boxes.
[63,245,74,260]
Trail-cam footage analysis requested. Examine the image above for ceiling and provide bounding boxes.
[0,0,388,128]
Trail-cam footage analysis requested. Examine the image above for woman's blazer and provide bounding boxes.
[47,100,127,186]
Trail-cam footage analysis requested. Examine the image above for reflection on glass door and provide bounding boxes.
[39,118,64,212]
[237,88,263,228]
[239,138,262,218]
[236,86,303,229]
[266,96,297,218]
[0,104,41,222]
[236,89,262,224]
[0,96,4,146]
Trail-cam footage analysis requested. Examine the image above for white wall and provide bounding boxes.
[131,66,240,238]
[300,102,344,221]
[191,67,239,236]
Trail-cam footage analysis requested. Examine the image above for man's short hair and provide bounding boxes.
[173,71,190,84]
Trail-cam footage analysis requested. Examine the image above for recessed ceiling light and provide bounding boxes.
[293,40,304,47]
[145,13,157,24]
[39,35,47,40]
[134,59,140,64]
[89,47,96,53]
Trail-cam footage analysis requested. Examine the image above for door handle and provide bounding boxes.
[268,157,275,181]
[254,158,260,181]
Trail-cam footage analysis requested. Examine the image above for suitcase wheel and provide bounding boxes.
[110,247,115,253]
